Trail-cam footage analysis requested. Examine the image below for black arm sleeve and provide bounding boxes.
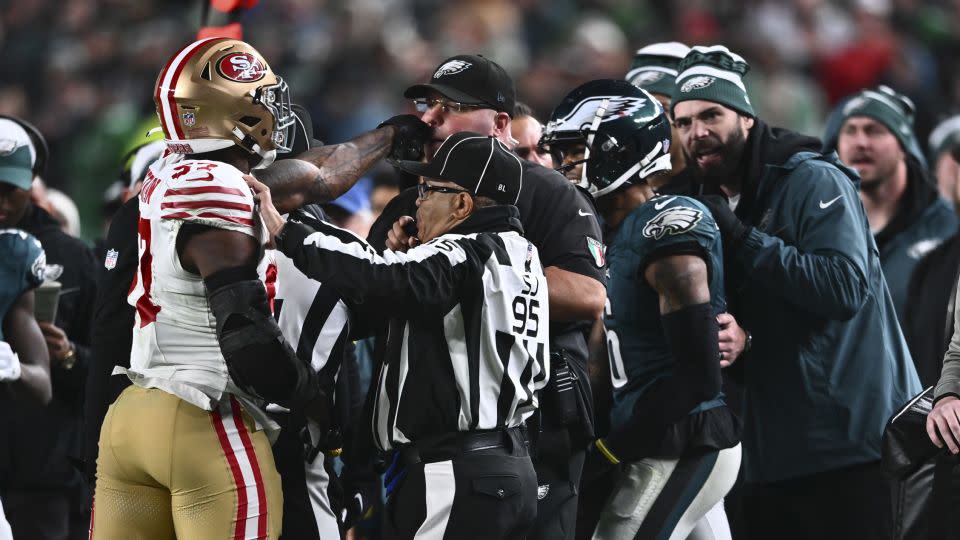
[604,302,721,461]
[205,266,320,410]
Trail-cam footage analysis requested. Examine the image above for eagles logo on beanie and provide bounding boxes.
[671,45,754,118]
[625,42,691,98]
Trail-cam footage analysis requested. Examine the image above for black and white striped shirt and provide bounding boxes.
[275,205,550,451]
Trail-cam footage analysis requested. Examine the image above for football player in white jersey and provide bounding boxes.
[91,38,326,539]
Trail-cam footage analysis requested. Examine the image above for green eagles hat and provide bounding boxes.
[838,85,916,152]
[625,42,690,98]
[671,45,754,118]
[0,118,37,190]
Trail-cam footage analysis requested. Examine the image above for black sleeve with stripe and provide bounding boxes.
[277,220,485,317]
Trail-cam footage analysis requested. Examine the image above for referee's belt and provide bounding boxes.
[396,427,528,466]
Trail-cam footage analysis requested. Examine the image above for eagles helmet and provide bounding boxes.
[540,79,672,198]
[153,37,296,168]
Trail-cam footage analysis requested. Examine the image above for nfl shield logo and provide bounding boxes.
[182,112,196,127]
[104,249,119,270]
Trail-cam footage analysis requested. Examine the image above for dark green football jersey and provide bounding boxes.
[604,195,726,431]
[0,228,45,340]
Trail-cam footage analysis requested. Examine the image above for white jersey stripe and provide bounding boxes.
[218,399,266,539]
[414,461,456,539]
[159,38,220,141]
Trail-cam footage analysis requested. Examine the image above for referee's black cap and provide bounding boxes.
[404,54,516,117]
[396,132,522,205]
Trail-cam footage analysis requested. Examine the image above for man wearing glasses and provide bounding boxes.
[250,132,548,539]
[368,54,607,540]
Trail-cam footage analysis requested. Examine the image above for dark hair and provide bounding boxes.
[513,101,534,119]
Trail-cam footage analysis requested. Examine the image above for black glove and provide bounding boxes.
[340,475,377,530]
[696,195,752,251]
[378,114,431,162]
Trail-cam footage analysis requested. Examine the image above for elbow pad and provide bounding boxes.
[206,267,319,410]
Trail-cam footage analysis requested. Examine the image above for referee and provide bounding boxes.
[250,132,549,539]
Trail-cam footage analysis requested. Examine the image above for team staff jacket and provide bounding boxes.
[686,120,922,483]
[603,195,739,460]
[276,205,551,452]
[874,156,957,322]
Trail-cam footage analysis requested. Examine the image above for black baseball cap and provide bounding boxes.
[404,55,516,117]
[395,132,522,205]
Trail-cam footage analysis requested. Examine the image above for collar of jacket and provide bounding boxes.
[874,155,942,248]
[16,203,61,233]
[447,205,524,236]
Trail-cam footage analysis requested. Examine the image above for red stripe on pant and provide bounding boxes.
[212,403,249,540]
[231,397,268,539]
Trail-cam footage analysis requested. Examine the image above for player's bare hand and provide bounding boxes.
[928,395,960,453]
[38,321,72,364]
[717,313,746,368]
[386,216,419,252]
[245,175,285,244]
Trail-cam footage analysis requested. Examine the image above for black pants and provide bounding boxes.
[743,460,892,540]
[528,448,585,540]
[382,430,537,540]
[5,490,90,540]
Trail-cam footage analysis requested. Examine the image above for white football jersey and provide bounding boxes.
[122,152,276,428]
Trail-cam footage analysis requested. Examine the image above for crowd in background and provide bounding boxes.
[2,0,960,240]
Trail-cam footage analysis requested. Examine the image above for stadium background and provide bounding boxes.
[0,0,958,240]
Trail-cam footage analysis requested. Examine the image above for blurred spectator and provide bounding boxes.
[903,115,960,387]
[929,114,960,203]
[829,86,957,322]
[323,176,374,238]
[512,102,553,168]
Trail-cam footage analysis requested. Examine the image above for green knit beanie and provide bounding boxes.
[625,42,690,98]
[839,86,916,152]
[928,115,960,161]
[671,45,754,118]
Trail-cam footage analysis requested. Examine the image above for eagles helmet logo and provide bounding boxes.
[433,60,472,78]
[680,76,716,93]
[548,96,650,133]
[642,206,703,240]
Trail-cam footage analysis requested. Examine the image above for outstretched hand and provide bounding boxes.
[696,195,751,250]
[245,175,286,247]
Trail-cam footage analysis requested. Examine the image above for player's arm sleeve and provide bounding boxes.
[277,220,479,316]
[735,163,869,320]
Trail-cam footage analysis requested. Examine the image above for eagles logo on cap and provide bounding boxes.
[0,139,18,156]
[680,76,716,93]
[216,52,267,83]
[433,60,473,78]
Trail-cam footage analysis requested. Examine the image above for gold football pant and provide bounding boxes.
[91,385,282,539]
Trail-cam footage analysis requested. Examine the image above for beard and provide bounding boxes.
[684,126,749,186]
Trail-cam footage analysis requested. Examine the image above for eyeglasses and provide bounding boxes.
[413,97,486,114]
[417,182,473,200]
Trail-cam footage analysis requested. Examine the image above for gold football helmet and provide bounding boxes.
[154,37,295,165]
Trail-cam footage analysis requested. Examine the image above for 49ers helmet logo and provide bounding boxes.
[216,52,267,82]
